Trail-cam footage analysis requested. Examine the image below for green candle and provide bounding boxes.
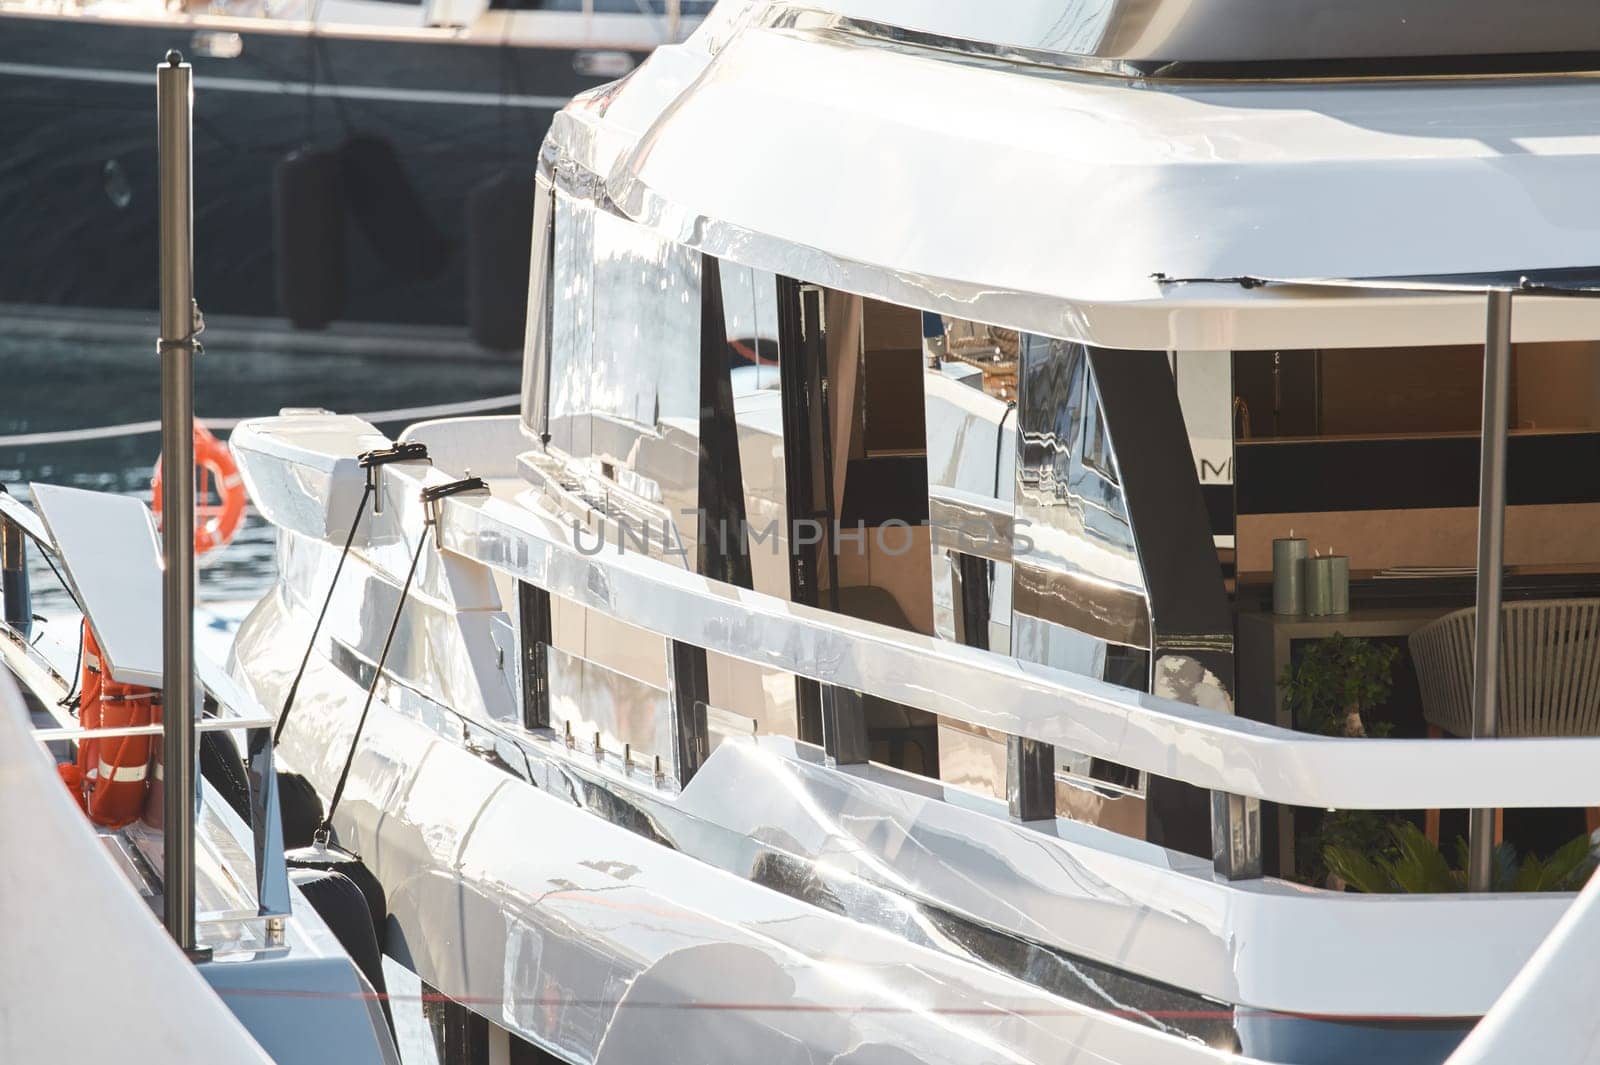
[1303,552,1348,616]
[1273,536,1308,615]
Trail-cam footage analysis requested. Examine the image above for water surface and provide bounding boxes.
[1,322,522,613]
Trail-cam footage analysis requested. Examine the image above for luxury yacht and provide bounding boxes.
[70,1,1600,1061]
[0,0,706,348]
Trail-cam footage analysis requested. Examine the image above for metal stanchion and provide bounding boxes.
[157,50,201,953]
[1467,288,1513,893]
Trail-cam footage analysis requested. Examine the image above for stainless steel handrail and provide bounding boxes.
[435,486,1600,813]
[32,716,278,742]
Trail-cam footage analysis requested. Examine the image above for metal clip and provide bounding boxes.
[359,442,430,516]
[420,476,490,527]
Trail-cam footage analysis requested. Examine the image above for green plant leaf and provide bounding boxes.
[1526,833,1598,892]
[1333,824,1596,894]
[1386,822,1460,893]
[1323,843,1393,894]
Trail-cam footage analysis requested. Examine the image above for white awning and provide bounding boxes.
[553,7,1600,349]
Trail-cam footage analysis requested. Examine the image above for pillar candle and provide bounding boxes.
[1273,537,1308,615]
[1329,554,1350,615]
[1304,554,1348,616]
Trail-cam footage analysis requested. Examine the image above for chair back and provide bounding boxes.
[1409,599,1600,738]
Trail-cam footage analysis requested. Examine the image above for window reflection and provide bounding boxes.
[719,265,781,398]
[927,315,1018,403]
[548,191,596,458]
[590,207,700,434]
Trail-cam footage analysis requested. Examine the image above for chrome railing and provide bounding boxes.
[423,477,1600,882]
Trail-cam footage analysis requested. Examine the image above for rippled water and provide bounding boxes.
[1,320,522,615]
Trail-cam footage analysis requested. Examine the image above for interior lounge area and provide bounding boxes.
[759,281,1600,889]
[1231,333,1600,884]
[913,297,1600,889]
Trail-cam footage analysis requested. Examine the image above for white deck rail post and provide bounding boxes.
[1468,288,1513,893]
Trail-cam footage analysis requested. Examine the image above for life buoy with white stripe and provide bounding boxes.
[58,623,160,828]
[152,420,247,555]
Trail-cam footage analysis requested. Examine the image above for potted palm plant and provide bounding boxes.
[1326,821,1597,893]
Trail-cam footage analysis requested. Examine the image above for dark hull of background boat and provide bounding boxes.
[0,14,638,344]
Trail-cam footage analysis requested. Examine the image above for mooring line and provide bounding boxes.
[0,393,519,447]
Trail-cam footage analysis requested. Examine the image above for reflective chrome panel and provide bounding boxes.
[277,528,519,728]
[922,354,1015,654]
[548,189,597,461]
[519,173,557,441]
[545,641,673,783]
[1012,336,1150,683]
[1084,347,1235,709]
[720,262,782,399]
[549,192,703,565]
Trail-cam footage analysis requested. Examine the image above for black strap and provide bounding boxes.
[318,518,431,839]
[58,619,84,711]
[316,476,477,839]
[273,441,431,747]
[274,480,372,745]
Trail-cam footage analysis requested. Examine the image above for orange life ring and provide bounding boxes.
[152,420,247,555]
[58,622,160,828]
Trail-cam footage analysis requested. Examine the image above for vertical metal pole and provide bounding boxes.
[1211,791,1263,881]
[820,686,869,767]
[1468,289,1513,893]
[158,51,199,951]
[666,640,710,784]
[517,581,553,730]
[1007,736,1055,822]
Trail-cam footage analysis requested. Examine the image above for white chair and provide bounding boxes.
[1410,599,1600,842]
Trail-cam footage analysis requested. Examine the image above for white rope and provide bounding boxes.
[0,394,520,447]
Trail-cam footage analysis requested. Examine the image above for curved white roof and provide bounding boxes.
[550,2,1600,348]
[799,0,1600,69]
